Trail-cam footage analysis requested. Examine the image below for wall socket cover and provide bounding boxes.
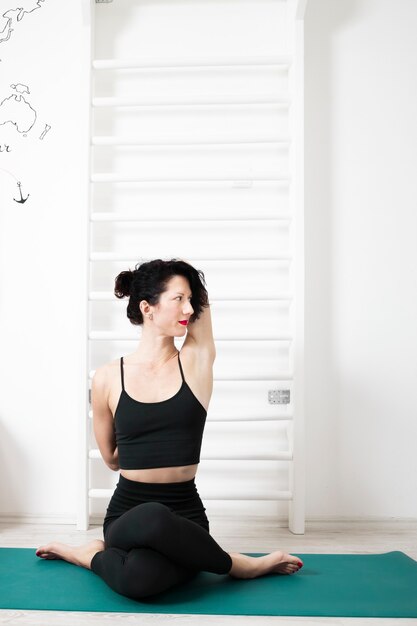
[268,389,291,404]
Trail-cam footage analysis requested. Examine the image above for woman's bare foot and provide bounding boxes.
[228,550,303,579]
[35,539,105,570]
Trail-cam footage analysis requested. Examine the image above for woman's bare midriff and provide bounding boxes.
[120,464,198,483]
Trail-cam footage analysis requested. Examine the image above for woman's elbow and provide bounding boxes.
[102,446,119,471]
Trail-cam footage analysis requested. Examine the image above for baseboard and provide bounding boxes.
[0,513,76,526]
[1,513,416,526]
[306,515,417,524]
[89,515,105,526]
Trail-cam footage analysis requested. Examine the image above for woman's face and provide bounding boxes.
[151,275,194,336]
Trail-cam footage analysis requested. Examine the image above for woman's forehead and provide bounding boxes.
[166,275,191,292]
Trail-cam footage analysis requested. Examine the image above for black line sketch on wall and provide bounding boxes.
[39,123,51,140]
[0,83,51,147]
[0,83,36,134]
[0,1,46,58]
[0,166,30,203]
[13,181,29,203]
[0,1,47,203]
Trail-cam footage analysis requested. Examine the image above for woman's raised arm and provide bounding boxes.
[184,303,216,356]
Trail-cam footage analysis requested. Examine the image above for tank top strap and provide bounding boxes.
[177,351,185,383]
[120,356,125,391]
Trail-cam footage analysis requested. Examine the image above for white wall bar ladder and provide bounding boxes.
[80,0,307,533]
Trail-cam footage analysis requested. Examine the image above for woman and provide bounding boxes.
[36,258,303,599]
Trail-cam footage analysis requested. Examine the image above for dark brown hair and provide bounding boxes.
[114,258,209,326]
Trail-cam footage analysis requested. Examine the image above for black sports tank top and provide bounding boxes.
[114,352,207,470]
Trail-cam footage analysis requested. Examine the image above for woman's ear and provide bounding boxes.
[139,300,149,316]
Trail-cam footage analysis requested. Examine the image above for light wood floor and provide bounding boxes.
[1,517,416,626]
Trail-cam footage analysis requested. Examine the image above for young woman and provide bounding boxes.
[36,258,303,599]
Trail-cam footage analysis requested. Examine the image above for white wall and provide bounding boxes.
[305,0,417,519]
[0,1,91,522]
[0,0,416,524]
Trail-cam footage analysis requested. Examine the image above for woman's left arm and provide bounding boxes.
[184,303,216,356]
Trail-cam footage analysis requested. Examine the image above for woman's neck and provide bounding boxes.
[131,340,178,368]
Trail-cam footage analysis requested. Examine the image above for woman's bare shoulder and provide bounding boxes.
[181,338,215,360]
[179,343,214,412]
[180,341,215,373]
[93,358,121,386]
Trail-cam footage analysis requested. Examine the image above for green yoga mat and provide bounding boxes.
[1,549,416,617]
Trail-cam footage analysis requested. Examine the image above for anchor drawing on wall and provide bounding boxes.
[14,181,30,204]
[0,168,30,204]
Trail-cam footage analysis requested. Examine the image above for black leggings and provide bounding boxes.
[90,475,232,599]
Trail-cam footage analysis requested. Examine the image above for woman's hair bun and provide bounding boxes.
[114,269,134,298]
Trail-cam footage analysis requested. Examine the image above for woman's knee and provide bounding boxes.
[104,502,174,550]
[136,501,173,539]
[138,501,171,518]
[118,549,168,599]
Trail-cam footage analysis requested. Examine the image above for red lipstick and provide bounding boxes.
[178,320,188,325]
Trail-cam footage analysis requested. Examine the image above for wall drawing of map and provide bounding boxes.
[0,0,50,201]
[0,84,36,133]
[0,1,51,151]
[0,83,51,149]
[0,1,45,49]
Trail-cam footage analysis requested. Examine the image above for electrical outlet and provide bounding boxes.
[268,389,290,404]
